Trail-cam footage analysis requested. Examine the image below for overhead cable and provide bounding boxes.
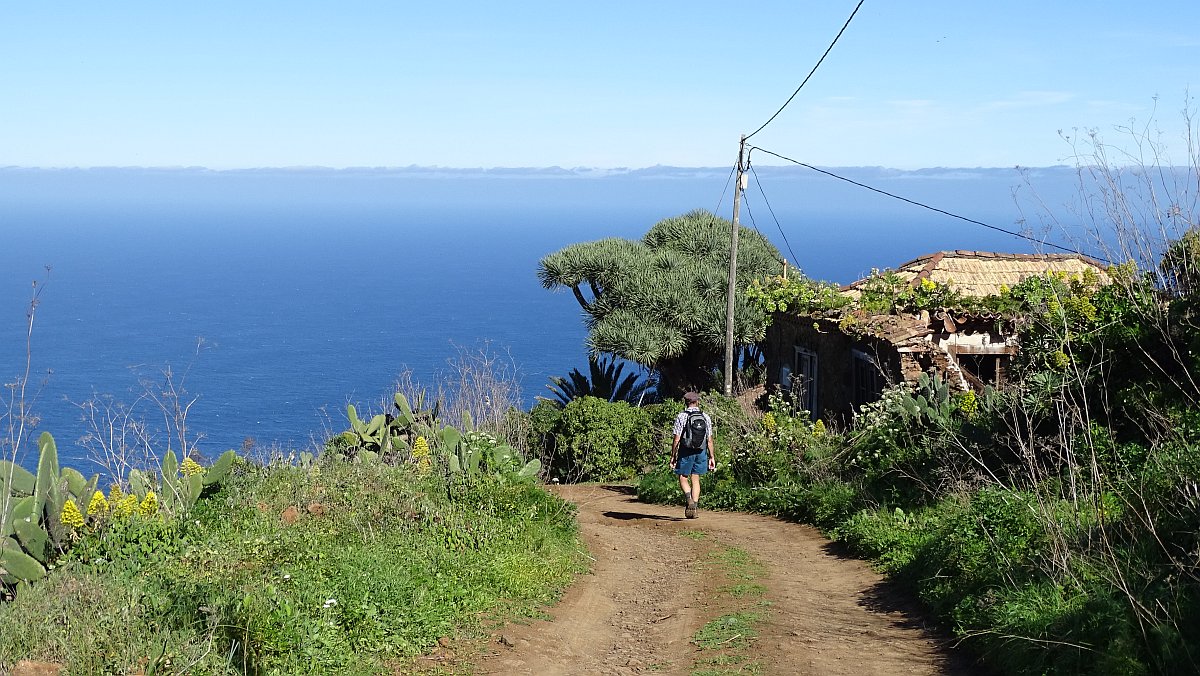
[713,164,737,216]
[747,160,802,267]
[745,0,865,141]
[748,145,1110,263]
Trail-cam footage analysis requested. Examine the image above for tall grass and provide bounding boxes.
[0,456,585,674]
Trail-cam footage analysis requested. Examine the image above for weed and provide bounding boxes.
[0,454,586,674]
[692,612,760,649]
[718,583,767,599]
[692,652,763,676]
[687,544,769,675]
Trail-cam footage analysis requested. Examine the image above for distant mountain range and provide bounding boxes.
[1,164,1079,178]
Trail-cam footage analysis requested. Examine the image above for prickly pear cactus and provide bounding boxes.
[0,536,47,583]
[0,461,36,496]
[203,450,236,486]
[518,459,542,478]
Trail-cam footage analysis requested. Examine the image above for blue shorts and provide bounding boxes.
[675,450,709,476]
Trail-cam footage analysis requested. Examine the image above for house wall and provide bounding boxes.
[765,316,901,424]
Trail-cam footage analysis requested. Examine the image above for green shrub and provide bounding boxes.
[963,577,1145,676]
[834,506,935,574]
[555,396,652,481]
[526,398,562,461]
[803,479,860,530]
[1,455,586,675]
[66,514,184,573]
[697,466,753,511]
[636,465,681,504]
[733,393,811,485]
[910,490,1047,614]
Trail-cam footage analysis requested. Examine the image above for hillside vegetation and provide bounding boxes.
[1,381,584,674]
[635,247,1200,674]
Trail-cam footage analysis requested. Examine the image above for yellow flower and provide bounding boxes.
[138,491,160,517]
[109,484,125,504]
[88,490,110,516]
[958,390,978,419]
[61,499,86,530]
[412,436,430,459]
[412,436,432,474]
[920,277,937,292]
[760,412,778,434]
[181,457,204,477]
[812,419,827,438]
[113,494,138,518]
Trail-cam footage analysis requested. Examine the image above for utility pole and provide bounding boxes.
[723,135,747,397]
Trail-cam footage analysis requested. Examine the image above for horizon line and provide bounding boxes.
[1,163,1077,173]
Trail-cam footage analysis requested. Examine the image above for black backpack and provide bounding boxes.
[680,410,708,450]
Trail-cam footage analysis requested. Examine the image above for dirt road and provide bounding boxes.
[469,485,975,675]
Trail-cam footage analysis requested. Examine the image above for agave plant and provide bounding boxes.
[546,354,653,405]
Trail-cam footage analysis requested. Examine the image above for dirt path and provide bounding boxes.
[469,485,976,675]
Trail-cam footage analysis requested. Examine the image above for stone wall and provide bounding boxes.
[765,316,902,424]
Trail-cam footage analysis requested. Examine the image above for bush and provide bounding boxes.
[526,398,563,464]
[0,455,586,675]
[909,490,1047,614]
[552,396,655,481]
[733,393,812,485]
[636,464,680,504]
[834,506,935,574]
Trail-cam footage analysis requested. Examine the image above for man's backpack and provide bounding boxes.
[680,410,708,451]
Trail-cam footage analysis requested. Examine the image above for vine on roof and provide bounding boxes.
[749,265,1115,321]
[745,274,850,315]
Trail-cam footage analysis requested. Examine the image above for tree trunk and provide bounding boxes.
[655,346,720,399]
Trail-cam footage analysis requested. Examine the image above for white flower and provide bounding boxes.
[323,598,338,608]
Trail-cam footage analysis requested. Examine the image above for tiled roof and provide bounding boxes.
[844,250,1108,298]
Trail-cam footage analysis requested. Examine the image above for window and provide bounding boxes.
[792,346,818,414]
[956,353,1007,387]
[852,349,883,408]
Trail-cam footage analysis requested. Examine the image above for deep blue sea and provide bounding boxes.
[0,165,1084,473]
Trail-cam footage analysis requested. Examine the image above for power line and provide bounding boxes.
[745,0,865,141]
[748,145,1111,264]
[713,164,737,216]
[738,196,789,269]
[746,160,802,267]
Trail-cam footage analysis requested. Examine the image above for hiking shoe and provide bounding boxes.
[685,500,697,519]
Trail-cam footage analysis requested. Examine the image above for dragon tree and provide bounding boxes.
[538,209,784,396]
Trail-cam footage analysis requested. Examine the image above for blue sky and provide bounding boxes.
[2,1,1197,169]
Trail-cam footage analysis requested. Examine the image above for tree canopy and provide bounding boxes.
[538,209,784,395]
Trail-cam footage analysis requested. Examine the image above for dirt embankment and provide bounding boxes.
[464,484,977,675]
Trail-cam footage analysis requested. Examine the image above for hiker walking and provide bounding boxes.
[670,391,715,519]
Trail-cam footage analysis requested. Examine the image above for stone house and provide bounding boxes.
[763,251,1108,424]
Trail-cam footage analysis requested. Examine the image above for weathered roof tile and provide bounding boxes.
[846,250,1107,297]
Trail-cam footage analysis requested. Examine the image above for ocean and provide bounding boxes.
[0,165,1083,472]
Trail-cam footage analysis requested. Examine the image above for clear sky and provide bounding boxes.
[2,1,1196,169]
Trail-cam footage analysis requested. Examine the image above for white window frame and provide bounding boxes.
[851,349,882,407]
[792,346,818,415]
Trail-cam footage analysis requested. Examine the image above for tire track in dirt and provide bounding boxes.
[471,484,977,675]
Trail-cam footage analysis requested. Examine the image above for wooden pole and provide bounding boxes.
[724,136,747,397]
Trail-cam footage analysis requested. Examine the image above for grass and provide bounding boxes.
[692,652,763,676]
[692,612,761,649]
[0,456,587,675]
[689,545,769,676]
